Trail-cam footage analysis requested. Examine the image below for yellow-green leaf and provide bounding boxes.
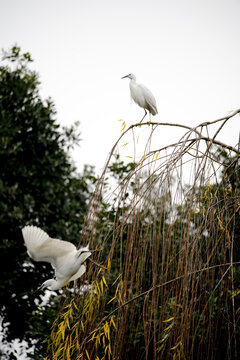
[85,349,90,360]
[110,316,117,330]
[107,296,116,305]
[102,275,108,288]
[163,316,174,323]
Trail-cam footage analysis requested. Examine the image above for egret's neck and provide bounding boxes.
[42,278,67,291]
[130,75,136,83]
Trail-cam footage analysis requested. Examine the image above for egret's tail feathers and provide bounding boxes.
[22,225,49,249]
[147,102,158,116]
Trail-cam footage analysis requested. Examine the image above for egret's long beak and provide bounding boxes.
[34,284,43,294]
[121,74,129,79]
[88,257,107,269]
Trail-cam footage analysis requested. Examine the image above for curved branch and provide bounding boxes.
[95,109,240,193]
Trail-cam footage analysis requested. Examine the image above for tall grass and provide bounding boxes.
[46,110,240,360]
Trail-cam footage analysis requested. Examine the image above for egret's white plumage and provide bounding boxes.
[121,73,158,122]
[22,225,93,291]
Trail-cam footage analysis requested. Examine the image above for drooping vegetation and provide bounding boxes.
[46,111,240,359]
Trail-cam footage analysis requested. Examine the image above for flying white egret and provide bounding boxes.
[22,225,97,291]
[121,73,158,122]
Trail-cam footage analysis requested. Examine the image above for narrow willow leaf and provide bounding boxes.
[162,317,174,323]
[231,289,240,298]
[100,279,103,293]
[121,122,126,132]
[102,275,108,288]
[107,296,116,304]
[85,349,90,360]
[163,323,174,332]
[112,274,121,286]
[140,154,146,166]
[81,320,84,332]
[110,316,117,330]
[170,340,182,350]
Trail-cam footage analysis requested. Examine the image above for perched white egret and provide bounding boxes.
[121,73,158,122]
[22,225,96,291]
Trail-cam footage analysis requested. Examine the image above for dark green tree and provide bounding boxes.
[0,46,89,357]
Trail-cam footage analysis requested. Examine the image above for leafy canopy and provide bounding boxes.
[0,45,88,355]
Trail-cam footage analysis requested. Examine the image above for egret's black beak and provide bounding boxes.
[34,285,42,294]
[88,257,107,269]
[121,74,129,79]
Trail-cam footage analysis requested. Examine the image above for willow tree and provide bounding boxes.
[47,110,240,360]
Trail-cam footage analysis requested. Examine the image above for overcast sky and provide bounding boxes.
[1,0,240,173]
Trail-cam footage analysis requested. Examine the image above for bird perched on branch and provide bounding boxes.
[22,225,97,291]
[121,73,158,123]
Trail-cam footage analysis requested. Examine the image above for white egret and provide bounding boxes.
[121,73,158,122]
[22,225,96,291]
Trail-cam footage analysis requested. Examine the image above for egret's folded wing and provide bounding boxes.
[140,84,158,115]
[22,226,76,266]
[69,265,86,281]
[130,83,146,108]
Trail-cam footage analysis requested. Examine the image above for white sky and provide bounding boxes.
[1,0,240,173]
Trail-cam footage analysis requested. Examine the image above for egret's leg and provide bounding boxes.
[148,113,151,125]
[140,109,147,123]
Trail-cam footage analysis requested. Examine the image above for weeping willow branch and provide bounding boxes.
[80,261,240,349]
[55,110,240,360]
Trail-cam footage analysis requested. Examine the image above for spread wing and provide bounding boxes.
[22,225,76,268]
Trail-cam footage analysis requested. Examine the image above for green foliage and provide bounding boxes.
[0,46,89,357]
